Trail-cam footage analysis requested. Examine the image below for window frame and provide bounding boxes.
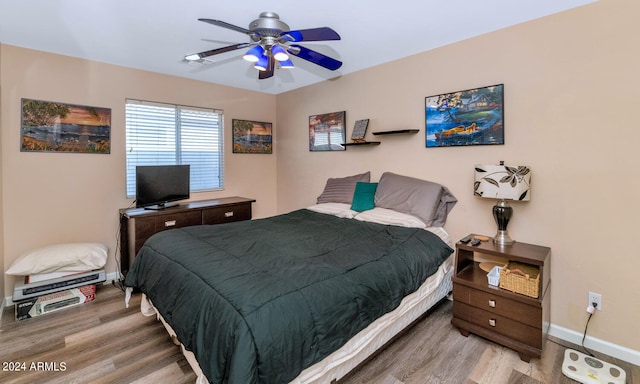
[125,99,224,199]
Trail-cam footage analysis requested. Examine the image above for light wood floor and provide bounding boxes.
[1,284,637,384]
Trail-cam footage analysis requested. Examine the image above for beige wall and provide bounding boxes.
[276,0,640,353]
[0,46,4,303]
[1,0,638,360]
[0,44,278,299]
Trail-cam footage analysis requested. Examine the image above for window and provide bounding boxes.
[125,99,224,198]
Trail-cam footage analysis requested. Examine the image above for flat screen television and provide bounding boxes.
[135,165,190,210]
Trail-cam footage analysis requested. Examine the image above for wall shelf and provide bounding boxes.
[371,129,419,135]
[341,129,419,146]
[342,141,381,146]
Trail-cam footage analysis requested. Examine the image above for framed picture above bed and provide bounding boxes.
[232,119,273,154]
[309,111,346,151]
[425,84,504,148]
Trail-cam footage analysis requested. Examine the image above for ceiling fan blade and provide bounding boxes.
[280,27,341,42]
[185,43,252,60]
[198,18,256,38]
[286,45,342,71]
[258,55,275,79]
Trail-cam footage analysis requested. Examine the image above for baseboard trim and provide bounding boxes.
[0,296,5,325]
[3,281,638,366]
[548,324,640,366]
[106,271,122,283]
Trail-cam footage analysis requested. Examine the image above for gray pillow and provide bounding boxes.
[317,171,371,204]
[374,172,457,226]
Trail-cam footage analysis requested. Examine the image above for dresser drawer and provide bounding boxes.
[134,216,156,253]
[453,301,542,349]
[134,211,202,253]
[453,284,541,328]
[202,203,251,225]
[121,197,255,273]
[152,211,202,231]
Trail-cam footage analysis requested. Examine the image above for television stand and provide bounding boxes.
[119,196,255,275]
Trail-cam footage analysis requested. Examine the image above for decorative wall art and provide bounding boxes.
[20,98,111,154]
[232,119,273,154]
[309,111,346,151]
[350,119,370,142]
[425,84,504,148]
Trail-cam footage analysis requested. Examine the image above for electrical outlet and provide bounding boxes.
[588,291,602,311]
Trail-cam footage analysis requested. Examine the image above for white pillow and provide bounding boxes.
[306,203,357,219]
[354,207,427,228]
[5,243,108,275]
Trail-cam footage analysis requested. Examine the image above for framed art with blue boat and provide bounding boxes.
[425,84,504,148]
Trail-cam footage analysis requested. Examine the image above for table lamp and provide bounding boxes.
[474,162,531,245]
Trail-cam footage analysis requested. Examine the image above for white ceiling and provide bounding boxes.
[0,0,596,95]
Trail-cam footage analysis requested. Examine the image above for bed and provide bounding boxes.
[124,172,457,384]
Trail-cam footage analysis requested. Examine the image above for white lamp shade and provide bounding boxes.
[474,164,531,201]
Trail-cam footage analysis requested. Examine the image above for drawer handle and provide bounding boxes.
[165,220,176,227]
[488,300,496,308]
[224,211,234,217]
[489,319,496,327]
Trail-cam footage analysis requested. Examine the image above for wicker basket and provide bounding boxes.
[499,262,540,298]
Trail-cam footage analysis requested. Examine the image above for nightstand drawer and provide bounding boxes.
[453,284,541,328]
[202,204,251,225]
[453,301,542,349]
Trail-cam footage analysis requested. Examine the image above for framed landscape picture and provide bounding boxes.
[309,111,346,151]
[232,119,273,154]
[20,98,111,154]
[425,84,504,148]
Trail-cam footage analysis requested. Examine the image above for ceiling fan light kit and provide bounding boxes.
[271,45,289,61]
[254,54,269,71]
[279,59,294,69]
[242,46,264,62]
[185,11,342,79]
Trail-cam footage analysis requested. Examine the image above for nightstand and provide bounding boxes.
[451,235,551,362]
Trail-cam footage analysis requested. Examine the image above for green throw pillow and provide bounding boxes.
[351,182,378,212]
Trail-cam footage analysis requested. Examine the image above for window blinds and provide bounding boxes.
[125,99,224,198]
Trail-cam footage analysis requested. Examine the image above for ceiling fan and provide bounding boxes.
[184,11,342,79]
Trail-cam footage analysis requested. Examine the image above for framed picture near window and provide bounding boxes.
[425,84,504,148]
[309,111,346,151]
[232,119,273,154]
[20,98,111,154]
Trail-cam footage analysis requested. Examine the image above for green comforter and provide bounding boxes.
[124,209,452,384]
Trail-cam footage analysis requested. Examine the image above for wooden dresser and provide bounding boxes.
[451,236,551,362]
[119,196,255,275]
